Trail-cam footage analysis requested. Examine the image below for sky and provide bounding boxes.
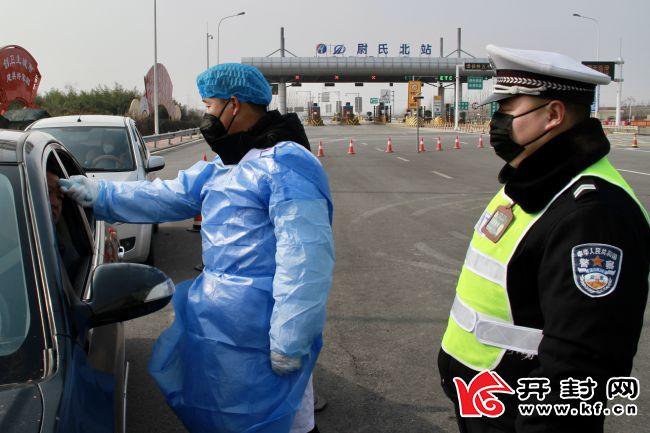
[2,0,649,113]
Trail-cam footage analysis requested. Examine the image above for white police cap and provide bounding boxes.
[480,45,611,106]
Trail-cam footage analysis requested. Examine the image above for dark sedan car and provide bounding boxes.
[0,129,174,433]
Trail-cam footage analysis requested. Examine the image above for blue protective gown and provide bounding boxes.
[93,142,335,433]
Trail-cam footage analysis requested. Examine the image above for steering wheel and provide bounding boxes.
[91,154,122,168]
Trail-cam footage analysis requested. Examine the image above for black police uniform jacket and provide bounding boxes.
[438,118,650,433]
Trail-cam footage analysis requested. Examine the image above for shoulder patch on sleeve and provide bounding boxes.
[572,181,598,201]
[571,243,623,298]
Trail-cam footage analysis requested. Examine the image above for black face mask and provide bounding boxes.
[200,100,231,142]
[489,102,552,163]
[200,100,255,165]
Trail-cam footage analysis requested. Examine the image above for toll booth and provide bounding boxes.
[342,102,354,120]
[340,102,359,125]
[444,104,467,125]
[308,103,324,126]
[373,103,392,124]
[309,103,321,118]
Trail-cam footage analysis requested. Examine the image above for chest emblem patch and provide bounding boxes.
[571,243,623,298]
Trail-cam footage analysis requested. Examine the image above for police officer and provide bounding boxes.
[437,45,650,432]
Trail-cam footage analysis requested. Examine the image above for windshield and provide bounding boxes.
[35,126,135,172]
[0,166,44,385]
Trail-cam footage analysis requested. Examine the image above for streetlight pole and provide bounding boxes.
[206,23,213,69]
[217,12,245,65]
[153,0,159,134]
[454,63,461,131]
[573,13,600,118]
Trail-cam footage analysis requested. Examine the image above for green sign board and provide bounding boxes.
[450,102,470,111]
[438,75,455,82]
[370,97,379,104]
[467,76,483,90]
[489,102,499,116]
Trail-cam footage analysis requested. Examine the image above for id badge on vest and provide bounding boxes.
[481,203,515,243]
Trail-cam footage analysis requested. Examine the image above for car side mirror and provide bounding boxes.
[86,263,174,328]
[146,155,165,172]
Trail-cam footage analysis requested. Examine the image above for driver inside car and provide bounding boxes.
[46,169,81,277]
[86,130,128,170]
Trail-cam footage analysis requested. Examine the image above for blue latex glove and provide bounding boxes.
[270,352,302,376]
[59,175,99,207]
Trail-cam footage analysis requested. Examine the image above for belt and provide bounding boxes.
[450,295,543,356]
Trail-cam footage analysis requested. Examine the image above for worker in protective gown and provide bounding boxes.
[59,63,335,433]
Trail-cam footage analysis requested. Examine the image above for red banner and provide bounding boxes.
[0,45,41,115]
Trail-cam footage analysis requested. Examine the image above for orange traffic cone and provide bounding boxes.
[317,140,325,157]
[418,137,426,153]
[632,134,638,148]
[385,137,394,153]
[478,134,484,148]
[347,138,356,155]
[436,137,443,151]
[454,135,461,150]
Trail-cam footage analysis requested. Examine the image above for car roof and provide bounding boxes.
[0,129,60,164]
[30,115,130,128]
[0,129,26,163]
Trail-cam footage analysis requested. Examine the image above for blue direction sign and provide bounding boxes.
[468,76,483,90]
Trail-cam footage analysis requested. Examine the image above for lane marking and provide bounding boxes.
[351,194,467,224]
[450,231,471,241]
[432,170,453,179]
[618,169,650,176]
[412,197,486,217]
[362,142,368,146]
[375,148,384,152]
[375,252,459,277]
[397,157,410,162]
[414,242,462,267]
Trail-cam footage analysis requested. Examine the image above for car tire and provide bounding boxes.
[144,236,155,266]
[153,223,159,233]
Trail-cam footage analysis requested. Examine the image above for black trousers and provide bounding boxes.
[439,350,511,433]
[453,405,510,433]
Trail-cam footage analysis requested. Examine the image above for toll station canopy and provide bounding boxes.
[241,57,494,84]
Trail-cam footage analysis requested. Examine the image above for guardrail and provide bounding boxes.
[602,125,639,134]
[142,128,201,148]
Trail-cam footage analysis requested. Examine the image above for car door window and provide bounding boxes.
[54,148,96,235]
[0,166,45,384]
[134,126,149,166]
[47,150,94,298]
